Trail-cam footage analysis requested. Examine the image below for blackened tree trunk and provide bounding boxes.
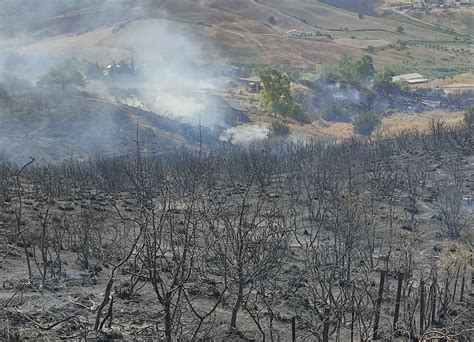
[230,268,244,329]
[419,279,425,334]
[393,272,403,330]
[164,298,172,342]
[373,271,386,340]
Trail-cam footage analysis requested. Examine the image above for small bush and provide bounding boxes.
[353,112,382,136]
[268,15,277,25]
[269,121,290,136]
[464,105,474,126]
[322,105,352,123]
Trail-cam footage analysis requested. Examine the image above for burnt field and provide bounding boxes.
[294,79,474,124]
[0,123,472,341]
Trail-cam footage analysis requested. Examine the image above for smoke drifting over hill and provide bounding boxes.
[0,0,226,162]
[112,20,221,126]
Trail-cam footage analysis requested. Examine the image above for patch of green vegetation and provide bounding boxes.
[259,67,309,124]
[353,112,382,136]
[269,120,290,137]
[322,104,352,123]
[464,106,474,126]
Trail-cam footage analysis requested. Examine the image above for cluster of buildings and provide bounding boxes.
[410,0,471,9]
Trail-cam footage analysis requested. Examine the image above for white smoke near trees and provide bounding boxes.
[0,1,226,126]
[0,0,230,162]
[112,19,223,126]
[220,124,269,144]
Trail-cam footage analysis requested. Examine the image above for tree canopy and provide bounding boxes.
[38,63,87,92]
[338,54,375,84]
[374,66,395,84]
[259,67,309,123]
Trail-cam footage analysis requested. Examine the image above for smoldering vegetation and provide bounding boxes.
[295,78,474,123]
[0,0,232,163]
[0,73,220,164]
[0,122,472,340]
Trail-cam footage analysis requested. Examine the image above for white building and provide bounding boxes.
[392,73,429,84]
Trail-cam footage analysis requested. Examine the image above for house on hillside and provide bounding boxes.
[392,73,429,84]
[240,76,262,93]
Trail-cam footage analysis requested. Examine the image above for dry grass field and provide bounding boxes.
[258,110,467,141]
[3,0,471,73]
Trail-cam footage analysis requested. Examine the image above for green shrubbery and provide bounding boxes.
[339,55,375,84]
[322,104,352,122]
[316,55,376,85]
[259,67,310,124]
[269,121,290,137]
[465,105,474,126]
[353,112,382,136]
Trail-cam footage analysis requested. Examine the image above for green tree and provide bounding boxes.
[339,55,375,83]
[259,67,309,123]
[374,66,395,83]
[38,63,87,92]
[354,55,375,83]
[464,105,474,126]
[353,112,382,136]
[339,55,355,80]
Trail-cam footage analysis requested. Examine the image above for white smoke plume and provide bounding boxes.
[1,1,225,123]
[220,124,269,144]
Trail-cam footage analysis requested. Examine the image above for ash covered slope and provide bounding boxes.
[0,94,216,164]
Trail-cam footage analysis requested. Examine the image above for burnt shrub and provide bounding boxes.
[269,120,290,136]
[322,104,352,123]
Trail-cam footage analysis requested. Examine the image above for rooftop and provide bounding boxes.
[240,76,261,83]
[392,73,428,83]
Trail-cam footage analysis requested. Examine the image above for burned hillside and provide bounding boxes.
[0,123,472,340]
[0,0,473,340]
[0,86,218,163]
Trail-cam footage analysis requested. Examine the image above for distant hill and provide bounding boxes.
[1,0,471,85]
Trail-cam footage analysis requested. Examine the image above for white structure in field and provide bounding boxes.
[392,73,429,84]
